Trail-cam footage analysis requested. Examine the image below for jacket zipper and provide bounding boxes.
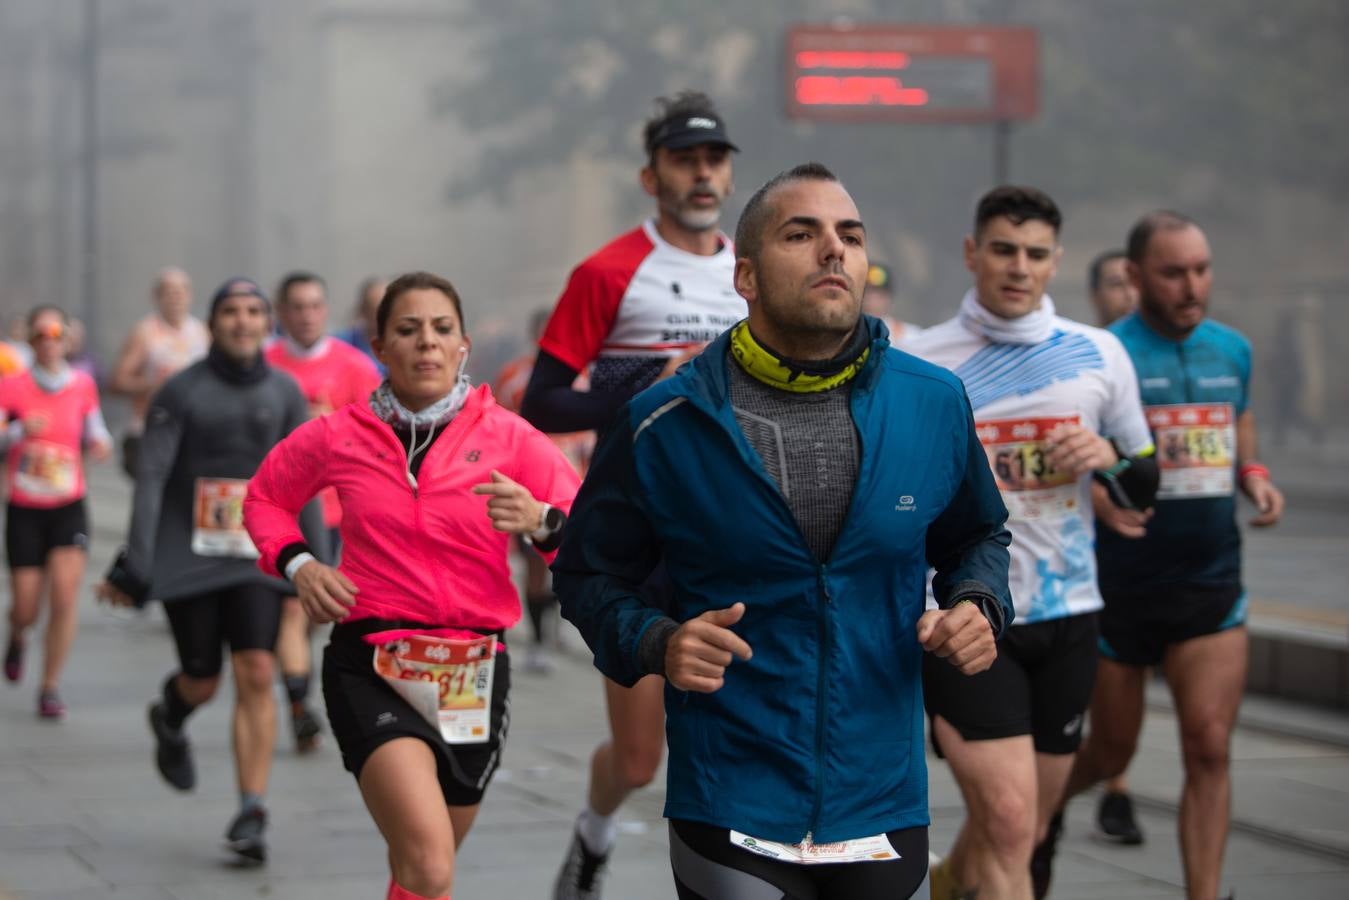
[686,355,878,841]
[808,564,832,837]
[389,409,481,561]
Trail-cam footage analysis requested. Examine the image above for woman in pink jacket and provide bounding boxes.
[245,271,580,900]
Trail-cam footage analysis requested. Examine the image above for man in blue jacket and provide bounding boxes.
[555,162,1014,900]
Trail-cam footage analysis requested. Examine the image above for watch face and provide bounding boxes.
[544,506,566,532]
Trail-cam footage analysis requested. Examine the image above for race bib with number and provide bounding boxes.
[729,830,900,865]
[1147,403,1235,499]
[191,478,259,558]
[975,415,1081,520]
[13,440,79,501]
[371,633,497,745]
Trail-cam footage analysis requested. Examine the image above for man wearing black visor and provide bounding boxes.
[523,92,747,900]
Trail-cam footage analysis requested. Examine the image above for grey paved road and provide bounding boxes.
[2,465,1347,899]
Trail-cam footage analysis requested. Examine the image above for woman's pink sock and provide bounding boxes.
[386,877,448,900]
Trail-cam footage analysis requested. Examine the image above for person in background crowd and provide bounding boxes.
[98,278,317,865]
[1087,250,1139,327]
[2,306,112,718]
[266,270,382,752]
[1049,211,1285,900]
[337,276,387,373]
[109,267,210,479]
[861,262,922,341]
[65,316,104,385]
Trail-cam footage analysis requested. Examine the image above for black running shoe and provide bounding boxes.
[1031,811,1063,900]
[291,702,322,754]
[225,806,268,864]
[553,827,610,900]
[1096,790,1144,845]
[148,701,195,791]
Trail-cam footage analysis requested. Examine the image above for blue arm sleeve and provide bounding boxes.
[552,407,669,686]
[925,394,1014,636]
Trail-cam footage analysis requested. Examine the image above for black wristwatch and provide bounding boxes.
[536,503,566,538]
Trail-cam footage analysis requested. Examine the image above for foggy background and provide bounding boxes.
[1,0,1344,447]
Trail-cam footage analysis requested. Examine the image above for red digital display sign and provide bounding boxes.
[785,25,1039,123]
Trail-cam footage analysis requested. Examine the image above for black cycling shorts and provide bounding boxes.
[669,819,928,900]
[1099,583,1246,667]
[163,584,285,678]
[322,618,510,808]
[924,612,1099,755]
[6,500,89,568]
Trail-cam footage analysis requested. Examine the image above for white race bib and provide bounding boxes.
[729,830,900,865]
[1148,403,1235,499]
[371,633,497,745]
[13,440,79,501]
[191,478,259,558]
[976,415,1081,521]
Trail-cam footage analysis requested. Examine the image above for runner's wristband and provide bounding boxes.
[284,552,317,582]
[1239,462,1271,482]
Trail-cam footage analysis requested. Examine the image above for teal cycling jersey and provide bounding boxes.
[1096,314,1251,589]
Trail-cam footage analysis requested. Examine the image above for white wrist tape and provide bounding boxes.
[284,551,317,582]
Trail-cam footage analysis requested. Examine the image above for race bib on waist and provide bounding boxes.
[1147,403,1235,499]
[976,415,1080,520]
[729,831,900,865]
[191,478,259,558]
[13,440,79,501]
[371,633,497,745]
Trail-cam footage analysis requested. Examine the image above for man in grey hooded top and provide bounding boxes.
[100,277,319,865]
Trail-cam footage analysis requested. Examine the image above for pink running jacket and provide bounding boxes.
[244,385,581,630]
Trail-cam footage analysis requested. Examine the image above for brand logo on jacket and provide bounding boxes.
[894,494,917,512]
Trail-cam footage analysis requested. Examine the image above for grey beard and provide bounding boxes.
[667,205,721,233]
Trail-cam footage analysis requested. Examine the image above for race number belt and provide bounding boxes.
[729,830,900,865]
[14,440,79,501]
[1147,403,1235,499]
[975,415,1080,520]
[371,632,497,745]
[191,478,259,558]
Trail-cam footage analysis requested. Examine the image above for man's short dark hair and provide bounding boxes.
[643,91,725,160]
[734,162,840,263]
[1126,210,1197,264]
[1088,250,1127,294]
[377,271,466,338]
[276,271,326,306]
[974,186,1062,240]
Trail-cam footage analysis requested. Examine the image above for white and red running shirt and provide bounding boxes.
[0,369,105,508]
[539,219,744,398]
[265,336,382,526]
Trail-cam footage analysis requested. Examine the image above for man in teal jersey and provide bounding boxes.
[1049,211,1284,900]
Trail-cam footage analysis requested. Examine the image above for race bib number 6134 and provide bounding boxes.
[975,415,1081,521]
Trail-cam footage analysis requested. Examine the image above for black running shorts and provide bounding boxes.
[924,612,1099,755]
[163,584,285,678]
[322,618,510,808]
[669,819,929,900]
[1099,583,1245,667]
[6,500,89,568]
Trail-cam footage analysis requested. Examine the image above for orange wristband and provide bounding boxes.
[1238,462,1270,482]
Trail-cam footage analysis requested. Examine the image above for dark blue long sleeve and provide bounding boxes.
[926,394,1014,636]
[552,408,669,686]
